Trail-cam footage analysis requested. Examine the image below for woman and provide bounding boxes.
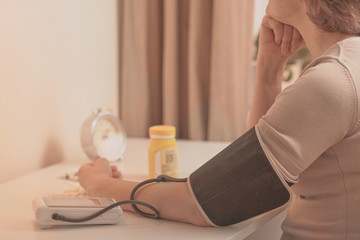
[78,0,360,239]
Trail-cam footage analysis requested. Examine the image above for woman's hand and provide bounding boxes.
[78,158,121,195]
[258,15,304,62]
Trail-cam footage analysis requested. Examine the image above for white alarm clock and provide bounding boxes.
[80,109,127,162]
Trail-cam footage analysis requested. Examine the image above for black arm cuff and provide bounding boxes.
[188,127,291,226]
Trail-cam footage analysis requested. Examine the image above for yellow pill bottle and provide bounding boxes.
[148,125,178,178]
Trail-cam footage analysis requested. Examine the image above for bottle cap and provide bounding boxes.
[149,125,176,139]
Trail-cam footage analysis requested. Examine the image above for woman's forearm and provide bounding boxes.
[248,57,286,129]
[248,15,305,129]
[87,177,210,226]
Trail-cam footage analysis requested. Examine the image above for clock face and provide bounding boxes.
[91,116,126,162]
[93,118,117,146]
[81,110,127,162]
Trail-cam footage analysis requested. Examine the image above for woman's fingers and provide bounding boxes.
[281,24,293,55]
[94,158,110,168]
[262,16,284,44]
[290,27,305,53]
[78,158,111,183]
[78,163,93,177]
[112,170,122,178]
[111,165,122,178]
[262,15,305,56]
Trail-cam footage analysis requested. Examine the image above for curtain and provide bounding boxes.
[118,0,254,141]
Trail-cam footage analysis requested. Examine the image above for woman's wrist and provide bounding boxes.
[256,56,287,86]
[85,176,115,197]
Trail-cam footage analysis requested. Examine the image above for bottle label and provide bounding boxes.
[154,147,178,177]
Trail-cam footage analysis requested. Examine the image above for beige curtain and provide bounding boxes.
[119,0,254,141]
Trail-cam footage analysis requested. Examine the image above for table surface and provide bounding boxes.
[0,138,286,240]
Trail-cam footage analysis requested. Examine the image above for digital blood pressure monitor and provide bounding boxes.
[32,196,122,228]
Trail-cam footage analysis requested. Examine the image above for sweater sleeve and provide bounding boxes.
[256,59,356,183]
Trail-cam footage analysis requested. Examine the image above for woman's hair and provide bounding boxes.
[304,0,360,35]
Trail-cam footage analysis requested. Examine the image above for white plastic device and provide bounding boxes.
[32,196,122,228]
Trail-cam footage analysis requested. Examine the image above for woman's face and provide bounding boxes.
[266,0,306,25]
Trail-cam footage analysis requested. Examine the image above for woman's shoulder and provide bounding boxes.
[298,38,360,88]
[287,54,359,135]
[288,57,352,99]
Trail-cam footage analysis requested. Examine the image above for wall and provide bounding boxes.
[253,0,267,37]
[0,0,119,183]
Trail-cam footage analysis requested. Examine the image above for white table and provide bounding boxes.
[0,138,286,240]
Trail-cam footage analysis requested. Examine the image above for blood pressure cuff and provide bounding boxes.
[188,127,291,226]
